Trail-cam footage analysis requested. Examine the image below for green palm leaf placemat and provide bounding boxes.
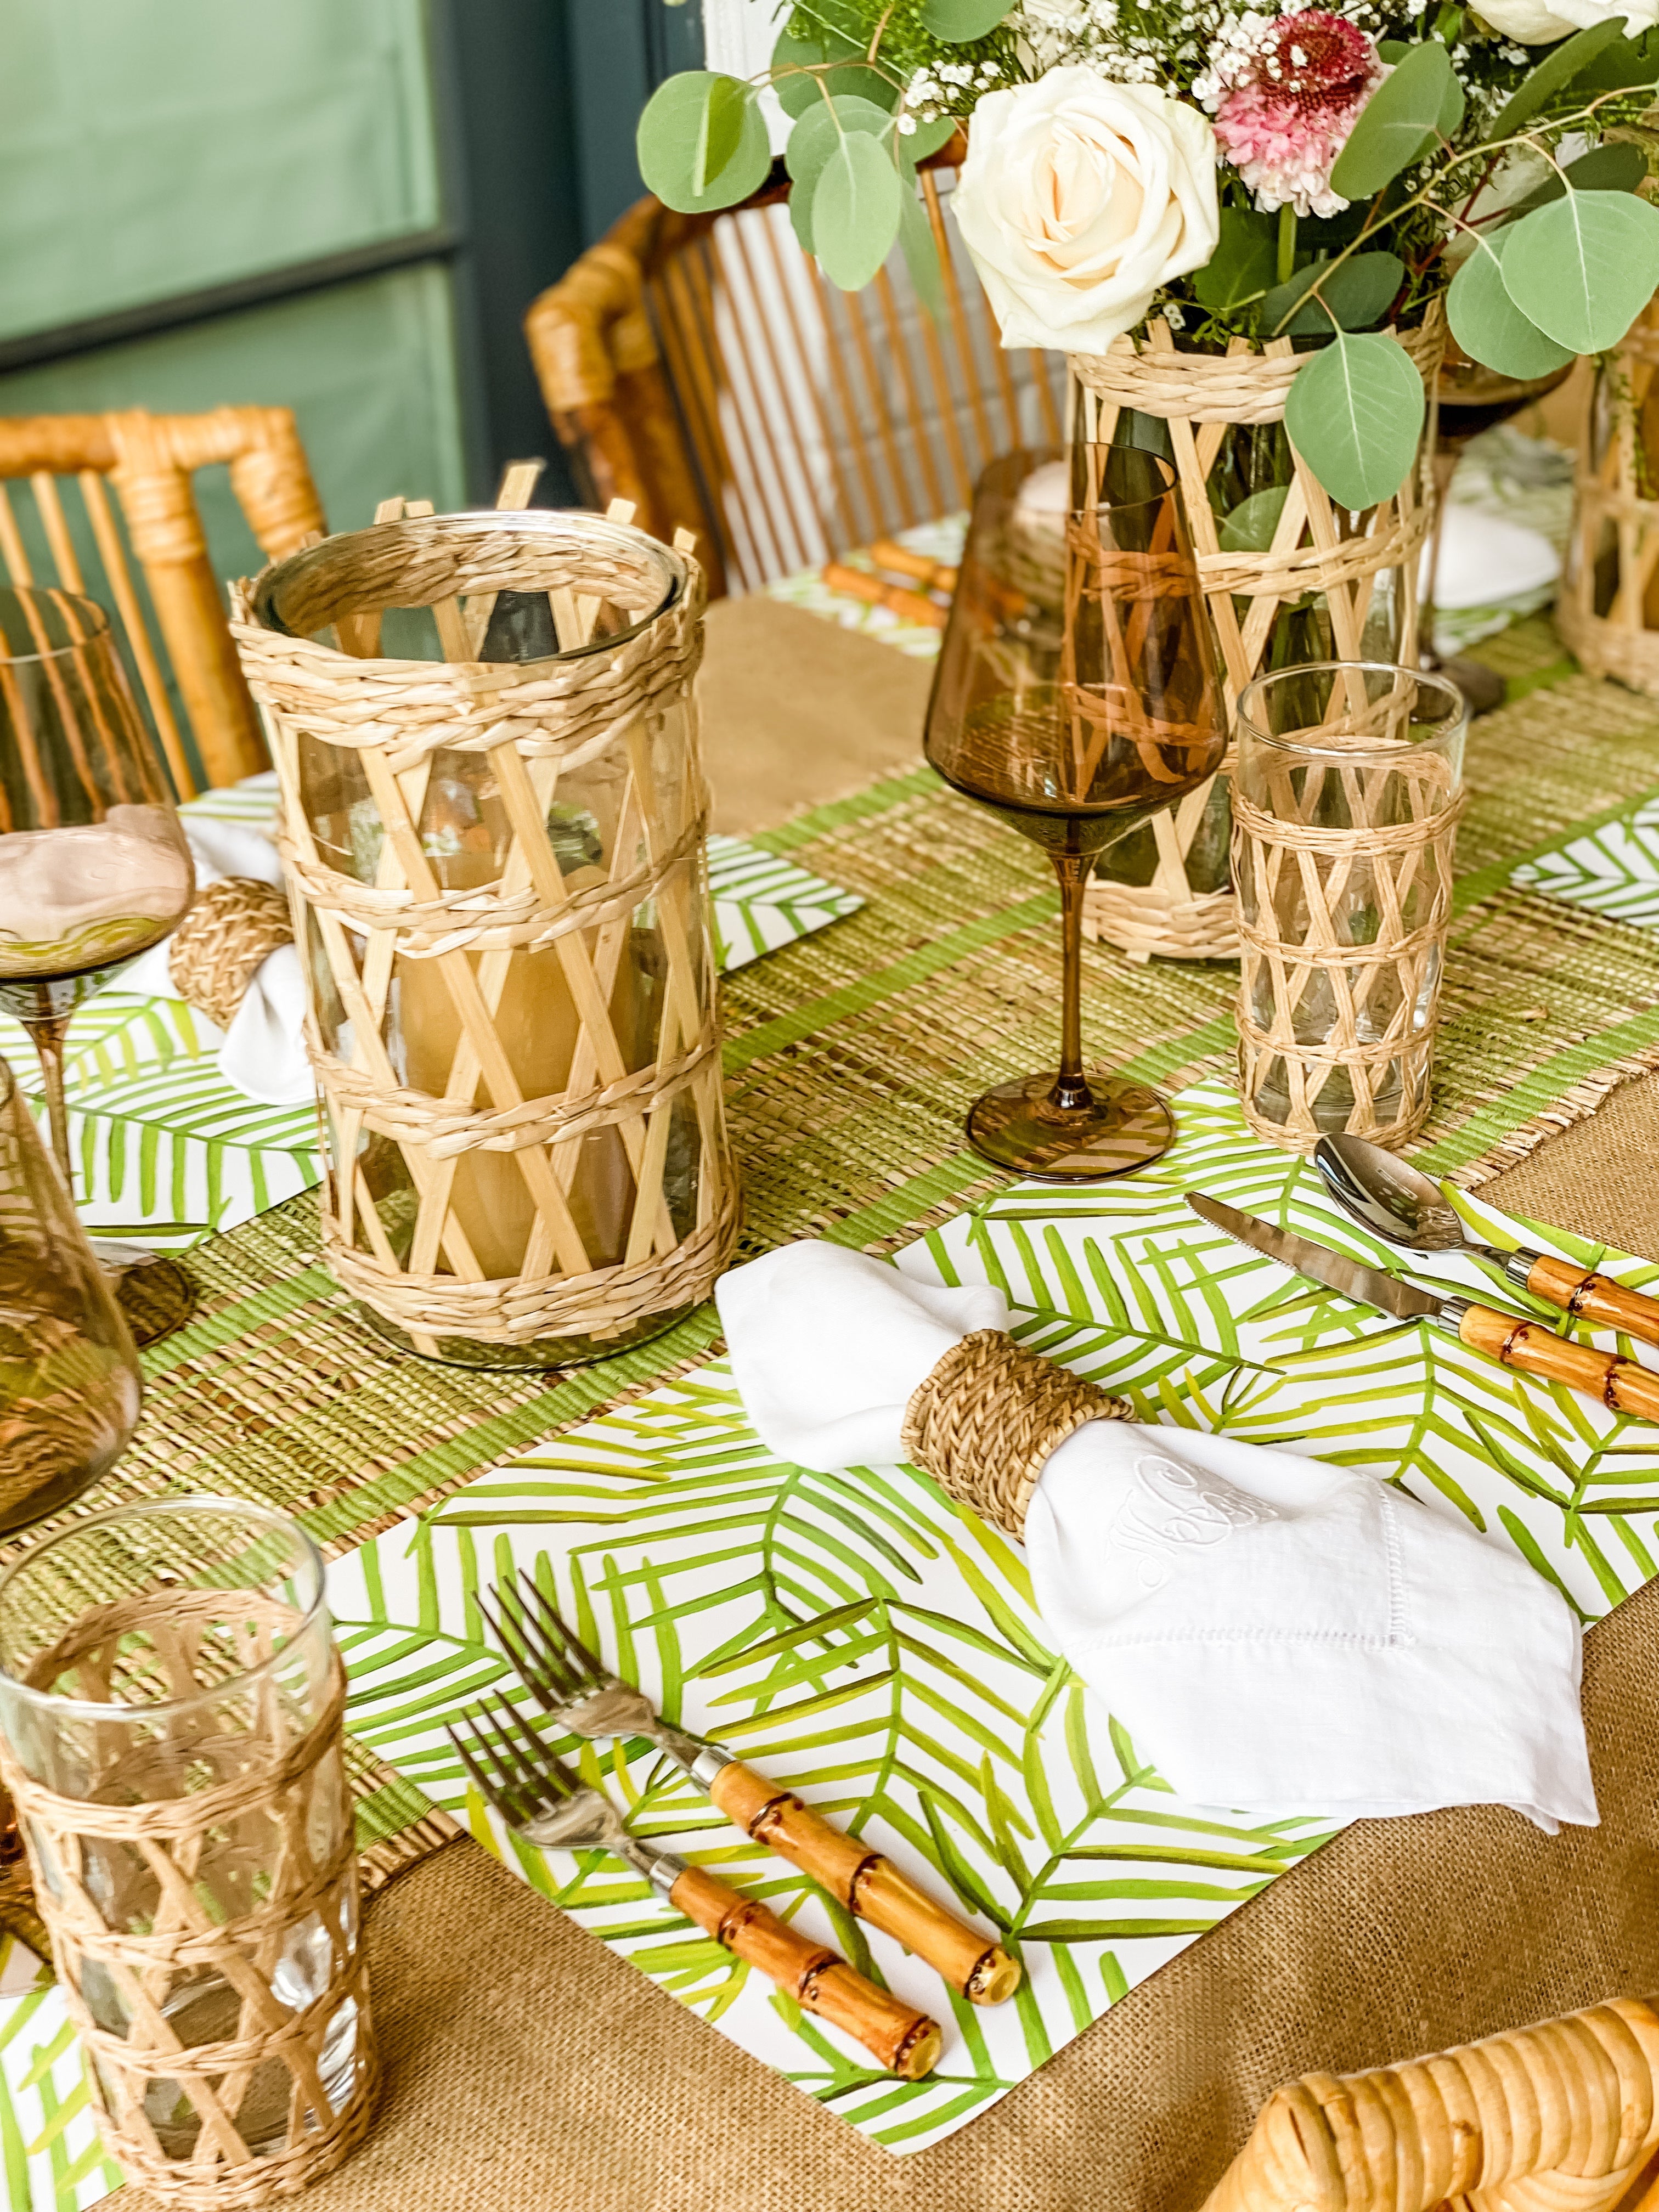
[0,790,859,1246]
[914,1080,1659,1620]
[0,1951,117,2212]
[321,1076,1659,2152]
[1510,791,1659,933]
[765,517,964,659]
[707,833,864,969]
[325,1369,1333,2153]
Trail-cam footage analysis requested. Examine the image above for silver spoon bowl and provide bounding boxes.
[1312,1133,1539,1291]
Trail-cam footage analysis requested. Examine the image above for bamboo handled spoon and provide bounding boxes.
[1314,1133,1659,1350]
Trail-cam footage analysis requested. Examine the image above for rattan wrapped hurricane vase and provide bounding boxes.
[230,507,738,1367]
[1069,311,1443,963]
[1558,298,1659,695]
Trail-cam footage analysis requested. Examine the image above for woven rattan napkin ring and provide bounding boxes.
[168,877,292,1030]
[901,1330,1133,1537]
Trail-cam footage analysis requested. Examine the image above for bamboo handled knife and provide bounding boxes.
[1186,1192,1659,1422]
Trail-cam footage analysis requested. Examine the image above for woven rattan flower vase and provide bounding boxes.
[1069,309,1444,963]
[230,507,738,1368]
[1558,298,1659,693]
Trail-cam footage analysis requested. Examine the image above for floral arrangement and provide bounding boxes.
[638,0,1659,506]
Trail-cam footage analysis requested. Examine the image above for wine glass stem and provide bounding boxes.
[1051,850,1093,1114]
[20,995,74,1184]
[1419,438,1463,669]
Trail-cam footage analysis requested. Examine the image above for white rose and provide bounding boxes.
[953,67,1221,355]
[1476,0,1658,41]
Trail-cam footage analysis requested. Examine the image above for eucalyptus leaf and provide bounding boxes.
[1507,138,1649,219]
[1329,41,1453,198]
[1447,229,1575,378]
[898,182,947,321]
[786,95,894,250]
[1193,204,1278,313]
[1488,16,1627,138]
[814,128,905,289]
[1262,250,1404,335]
[1501,185,1659,352]
[637,72,772,215]
[1436,64,1465,139]
[786,94,893,188]
[1284,332,1426,510]
[771,24,896,116]
[1559,27,1657,92]
[921,0,1012,37]
[903,111,962,160]
[1218,486,1291,553]
[695,73,748,196]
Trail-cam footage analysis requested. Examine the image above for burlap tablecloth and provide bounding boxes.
[119,600,1659,2209]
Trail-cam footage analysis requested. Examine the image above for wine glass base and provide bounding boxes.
[115,1259,196,1347]
[1427,653,1506,718]
[965,1072,1175,1181]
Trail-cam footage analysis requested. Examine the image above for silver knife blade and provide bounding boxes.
[1184,1191,1447,1321]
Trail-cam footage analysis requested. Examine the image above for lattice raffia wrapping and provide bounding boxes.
[1558,300,1659,695]
[229,509,738,1357]
[168,878,294,1030]
[901,1329,1133,1538]
[1068,310,1443,962]
[0,1594,374,2208]
[1233,690,1465,1153]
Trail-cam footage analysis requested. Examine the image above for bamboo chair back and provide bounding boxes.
[0,406,325,797]
[526,162,1067,596]
[1202,1996,1659,2212]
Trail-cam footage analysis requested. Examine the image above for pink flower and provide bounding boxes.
[1211,12,1385,218]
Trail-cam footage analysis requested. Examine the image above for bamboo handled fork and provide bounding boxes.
[479,1573,1022,2006]
[448,1696,942,2079]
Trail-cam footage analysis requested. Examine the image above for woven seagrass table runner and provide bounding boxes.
[76,605,1659,2204]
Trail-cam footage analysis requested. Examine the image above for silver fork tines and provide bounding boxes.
[477,1573,724,1778]
[445,1696,682,1893]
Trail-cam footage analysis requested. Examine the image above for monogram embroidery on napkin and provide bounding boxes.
[1109,1454,1282,1592]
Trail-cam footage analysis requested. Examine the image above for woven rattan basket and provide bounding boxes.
[1558,301,1659,693]
[1069,309,1444,962]
[230,507,738,1368]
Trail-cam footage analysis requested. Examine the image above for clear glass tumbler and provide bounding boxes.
[0,1498,372,2190]
[1233,662,1468,1149]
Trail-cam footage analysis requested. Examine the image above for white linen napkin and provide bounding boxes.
[1420,504,1560,612]
[715,1242,1598,1831]
[121,810,313,1109]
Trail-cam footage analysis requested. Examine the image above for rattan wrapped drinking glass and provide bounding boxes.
[0,1497,374,2208]
[229,508,738,1367]
[1232,662,1468,1152]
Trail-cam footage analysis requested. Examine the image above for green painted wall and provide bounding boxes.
[0,267,467,580]
[0,0,439,336]
[0,0,464,594]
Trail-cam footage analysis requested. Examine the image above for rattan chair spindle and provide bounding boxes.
[525,156,1066,597]
[1202,1996,1659,2212]
[0,405,325,795]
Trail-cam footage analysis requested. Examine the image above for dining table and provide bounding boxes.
[16,538,1659,2210]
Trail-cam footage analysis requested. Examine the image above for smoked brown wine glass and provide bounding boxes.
[0,587,197,1341]
[926,447,1226,1179]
